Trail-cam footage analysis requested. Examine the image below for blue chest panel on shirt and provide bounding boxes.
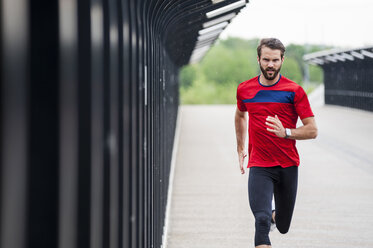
[242,90,295,104]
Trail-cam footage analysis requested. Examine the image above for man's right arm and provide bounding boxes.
[234,107,248,174]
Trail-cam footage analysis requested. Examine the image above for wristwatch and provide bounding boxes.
[285,128,291,139]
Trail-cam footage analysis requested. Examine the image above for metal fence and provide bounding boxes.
[0,1,248,248]
[304,47,373,112]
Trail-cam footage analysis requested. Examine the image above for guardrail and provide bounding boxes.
[304,47,373,112]
[0,1,248,248]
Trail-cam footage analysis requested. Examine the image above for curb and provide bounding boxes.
[161,107,182,248]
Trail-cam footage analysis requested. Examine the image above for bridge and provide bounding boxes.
[1,0,373,248]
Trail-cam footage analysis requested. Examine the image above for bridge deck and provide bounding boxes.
[166,103,373,248]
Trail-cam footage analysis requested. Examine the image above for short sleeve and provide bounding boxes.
[236,86,247,112]
[294,86,314,119]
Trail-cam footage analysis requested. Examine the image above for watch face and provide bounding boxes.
[286,128,291,136]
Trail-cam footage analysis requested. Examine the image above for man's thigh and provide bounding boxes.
[273,166,298,233]
[248,167,275,215]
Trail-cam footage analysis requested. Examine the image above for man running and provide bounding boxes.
[234,38,318,248]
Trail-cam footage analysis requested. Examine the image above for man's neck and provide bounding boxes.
[259,74,280,86]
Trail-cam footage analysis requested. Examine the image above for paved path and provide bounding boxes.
[167,103,373,248]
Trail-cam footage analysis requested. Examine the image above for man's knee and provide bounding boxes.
[255,213,271,231]
[278,227,289,234]
[276,222,290,234]
[254,213,272,246]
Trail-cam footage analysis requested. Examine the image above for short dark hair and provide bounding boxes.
[257,38,285,58]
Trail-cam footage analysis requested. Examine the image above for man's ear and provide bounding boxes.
[257,56,260,64]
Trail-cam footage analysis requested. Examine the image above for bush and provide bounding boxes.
[281,57,303,84]
[180,74,238,104]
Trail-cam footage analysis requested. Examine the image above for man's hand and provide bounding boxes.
[238,151,247,174]
[266,115,318,140]
[266,115,286,138]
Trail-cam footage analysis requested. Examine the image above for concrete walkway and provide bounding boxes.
[166,102,373,247]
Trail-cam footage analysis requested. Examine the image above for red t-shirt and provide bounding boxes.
[236,75,314,168]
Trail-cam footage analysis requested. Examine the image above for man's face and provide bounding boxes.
[258,46,284,80]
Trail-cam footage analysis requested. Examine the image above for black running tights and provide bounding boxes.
[248,166,298,246]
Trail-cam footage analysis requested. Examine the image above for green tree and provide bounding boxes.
[200,38,257,85]
[281,57,303,84]
[309,64,323,82]
[285,44,306,79]
[179,64,197,89]
[220,37,259,51]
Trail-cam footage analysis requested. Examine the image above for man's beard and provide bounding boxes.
[259,64,282,80]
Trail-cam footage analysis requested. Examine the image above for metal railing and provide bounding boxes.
[304,47,373,112]
[0,1,248,248]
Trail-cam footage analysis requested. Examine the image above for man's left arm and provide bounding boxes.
[266,115,318,140]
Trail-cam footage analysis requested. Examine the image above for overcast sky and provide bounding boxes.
[220,0,373,48]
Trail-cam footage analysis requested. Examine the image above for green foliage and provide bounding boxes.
[220,37,259,51]
[285,44,306,79]
[286,44,306,59]
[200,40,257,85]
[309,64,323,82]
[180,74,238,104]
[179,37,327,104]
[281,57,303,84]
[179,64,197,89]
